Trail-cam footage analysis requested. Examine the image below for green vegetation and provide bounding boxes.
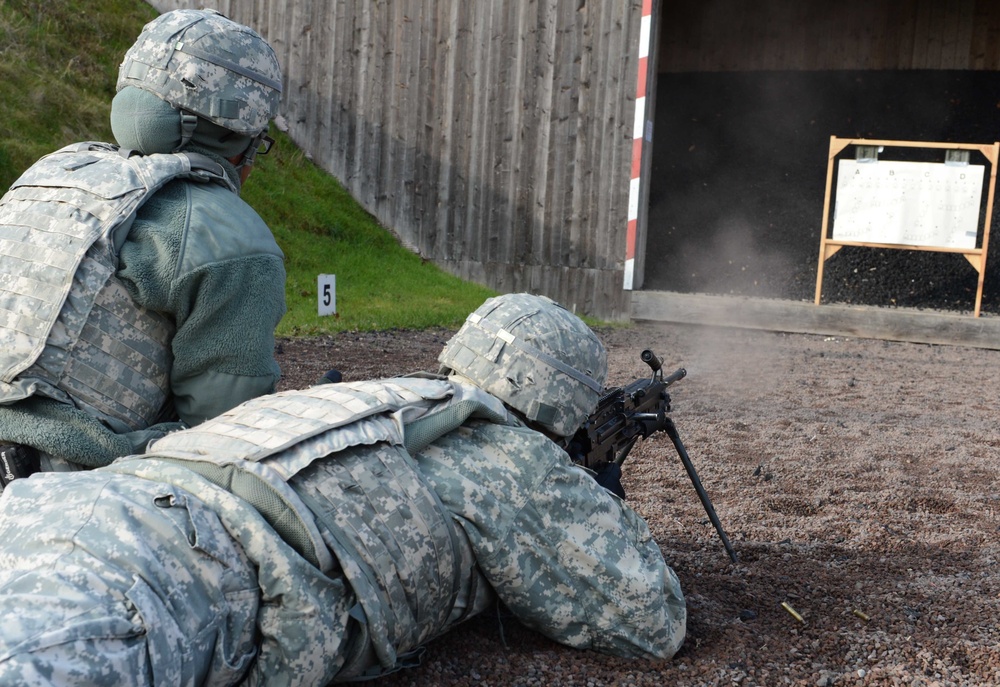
[0,0,155,180]
[241,134,496,335]
[0,0,496,336]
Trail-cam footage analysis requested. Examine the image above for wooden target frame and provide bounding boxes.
[815,137,1000,317]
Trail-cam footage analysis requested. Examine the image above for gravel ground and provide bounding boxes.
[266,69,1000,687]
[275,321,1000,686]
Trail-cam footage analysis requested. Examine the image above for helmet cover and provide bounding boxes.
[117,9,282,137]
[438,293,607,437]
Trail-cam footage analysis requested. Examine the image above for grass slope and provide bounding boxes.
[0,0,496,336]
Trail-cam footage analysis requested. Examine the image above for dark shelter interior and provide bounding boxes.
[641,0,1000,316]
[643,70,1000,314]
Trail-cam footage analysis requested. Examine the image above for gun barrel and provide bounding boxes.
[664,367,687,386]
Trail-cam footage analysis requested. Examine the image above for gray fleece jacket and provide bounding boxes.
[0,144,286,467]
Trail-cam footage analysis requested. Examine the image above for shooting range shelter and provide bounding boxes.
[148,0,1000,347]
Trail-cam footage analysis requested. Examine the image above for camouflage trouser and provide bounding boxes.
[0,471,260,686]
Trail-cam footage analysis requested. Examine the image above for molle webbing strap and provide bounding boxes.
[145,384,394,464]
[0,143,228,384]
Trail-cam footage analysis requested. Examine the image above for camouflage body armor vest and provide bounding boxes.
[0,142,234,430]
[141,377,511,676]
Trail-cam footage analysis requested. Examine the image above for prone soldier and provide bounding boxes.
[0,293,686,685]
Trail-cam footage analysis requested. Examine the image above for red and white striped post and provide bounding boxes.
[624,0,653,290]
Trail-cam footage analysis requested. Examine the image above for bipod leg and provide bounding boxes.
[663,418,738,564]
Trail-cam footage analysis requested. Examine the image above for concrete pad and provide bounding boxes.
[631,290,1000,350]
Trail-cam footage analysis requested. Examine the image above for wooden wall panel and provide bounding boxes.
[148,0,640,320]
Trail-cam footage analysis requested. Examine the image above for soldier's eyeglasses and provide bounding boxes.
[257,135,275,156]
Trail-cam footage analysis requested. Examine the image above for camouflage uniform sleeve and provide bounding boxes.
[414,421,686,660]
[118,180,286,426]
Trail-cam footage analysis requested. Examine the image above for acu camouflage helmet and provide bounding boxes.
[438,293,607,437]
[118,9,282,138]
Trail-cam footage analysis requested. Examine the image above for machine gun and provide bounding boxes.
[568,349,738,564]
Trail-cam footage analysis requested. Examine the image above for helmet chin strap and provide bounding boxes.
[172,109,266,172]
[234,130,267,173]
[176,111,199,152]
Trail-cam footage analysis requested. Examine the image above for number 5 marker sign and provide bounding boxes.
[318,274,336,316]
